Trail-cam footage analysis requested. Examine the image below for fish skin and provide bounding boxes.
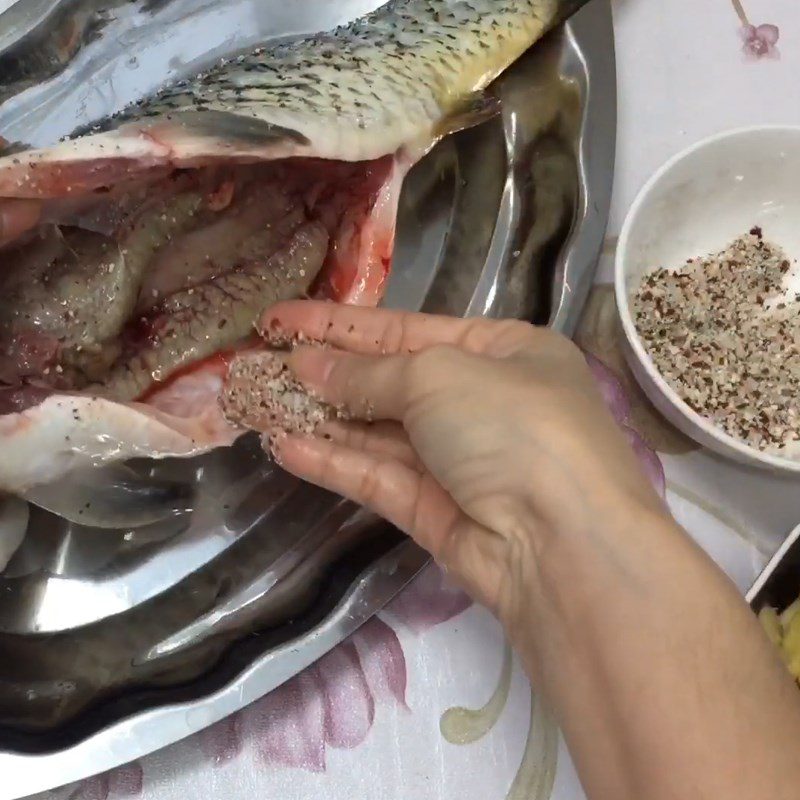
[0,371,237,494]
[0,0,586,196]
[123,0,571,161]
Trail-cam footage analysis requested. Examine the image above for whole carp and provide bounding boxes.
[0,0,587,494]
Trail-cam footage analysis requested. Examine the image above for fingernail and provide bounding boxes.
[263,431,287,465]
[259,314,282,336]
[256,315,324,351]
[255,315,288,346]
[286,345,337,389]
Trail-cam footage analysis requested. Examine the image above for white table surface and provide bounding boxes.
[30,0,800,798]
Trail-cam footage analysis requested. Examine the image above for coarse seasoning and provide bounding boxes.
[632,227,800,453]
[220,349,348,448]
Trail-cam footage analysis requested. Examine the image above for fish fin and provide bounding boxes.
[137,110,310,147]
[0,364,238,492]
[0,138,33,157]
[433,92,502,139]
[0,111,312,197]
[24,463,193,529]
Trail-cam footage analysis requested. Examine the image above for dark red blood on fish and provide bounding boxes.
[138,342,257,404]
[123,313,171,351]
[297,155,397,302]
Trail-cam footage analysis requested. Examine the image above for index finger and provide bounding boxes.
[259,300,539,358]
[0,199,41,248]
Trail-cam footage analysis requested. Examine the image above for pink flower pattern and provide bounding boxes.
[740,23,780,59]
[585,353,666,497]
[47,762,143,800]
[197,567,468,772]
[732,1,780,60]
[383,560,473,635]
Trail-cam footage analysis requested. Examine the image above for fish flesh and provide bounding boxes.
[0,0,586,494]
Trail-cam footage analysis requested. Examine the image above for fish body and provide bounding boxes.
[0,0,581,195]
[0,0,586,494]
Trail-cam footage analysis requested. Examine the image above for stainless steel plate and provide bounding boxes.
[747,523,800,612]
[0,0,615,795]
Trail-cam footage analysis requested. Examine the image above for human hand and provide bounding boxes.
[258,301,668,657]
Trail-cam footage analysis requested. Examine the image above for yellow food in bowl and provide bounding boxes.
[759,599,800,681]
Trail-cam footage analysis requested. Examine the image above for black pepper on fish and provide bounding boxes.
[0,158,391,405]
[0,0,588,494]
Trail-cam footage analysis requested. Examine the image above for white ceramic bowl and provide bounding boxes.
[615,126,800,474]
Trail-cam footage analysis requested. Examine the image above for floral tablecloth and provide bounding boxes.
[34,1,800,798]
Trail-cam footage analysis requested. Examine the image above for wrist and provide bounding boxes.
[500,488,680,678]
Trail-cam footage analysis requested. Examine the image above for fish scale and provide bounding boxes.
[80,0,576,164]
[0,2,584,194]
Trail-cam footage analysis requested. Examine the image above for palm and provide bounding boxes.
[256,300,653,613]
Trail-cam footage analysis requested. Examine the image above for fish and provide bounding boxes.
[0,0,587,494]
